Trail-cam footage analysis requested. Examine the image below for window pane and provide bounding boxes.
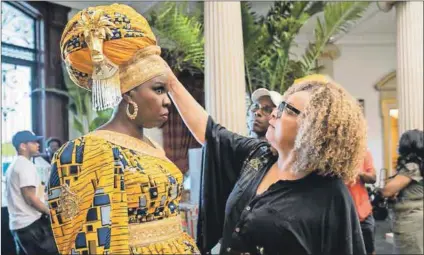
[2,44,36,61]
[1,2,35,49]
[1,63,33,170]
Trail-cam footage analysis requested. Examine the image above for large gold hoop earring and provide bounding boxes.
[126,101,138,120]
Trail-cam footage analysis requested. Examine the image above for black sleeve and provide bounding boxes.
[325,185,366,255]
[197,116,264,253]
[204,116,262,182]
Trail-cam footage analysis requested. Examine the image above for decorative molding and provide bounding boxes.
[377,1,397,12]
[319,43,341,60]
[376,70,398,175]
[381,98,397,174]
[375,71,396,91]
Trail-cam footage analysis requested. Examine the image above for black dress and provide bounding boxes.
[196,117,366,255]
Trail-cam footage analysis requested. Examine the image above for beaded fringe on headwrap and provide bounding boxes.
[92,70,122,111]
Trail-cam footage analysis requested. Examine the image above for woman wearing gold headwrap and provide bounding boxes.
[47,4,198,254]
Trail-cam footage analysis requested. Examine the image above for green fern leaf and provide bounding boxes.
[301,2,370,74]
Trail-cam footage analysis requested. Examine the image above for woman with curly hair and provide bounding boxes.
[382,129,423,254]
[166,73,367,254]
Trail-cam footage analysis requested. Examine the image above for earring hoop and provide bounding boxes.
[126,101,138,120]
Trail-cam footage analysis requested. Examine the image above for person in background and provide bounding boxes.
[248,88,282,140]
[381,129,423,254]
[45,137,62,163]
[5,131,58,255]
[346,148,377,255]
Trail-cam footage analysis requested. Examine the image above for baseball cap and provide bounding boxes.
[251,88,283,107]
[12,131,43,150]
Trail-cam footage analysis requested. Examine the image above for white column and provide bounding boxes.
[204,1,247,135]
[396,1,424,133]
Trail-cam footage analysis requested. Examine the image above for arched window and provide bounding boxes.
[1,2,39,172]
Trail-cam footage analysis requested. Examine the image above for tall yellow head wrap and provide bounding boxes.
[61,3,167,111]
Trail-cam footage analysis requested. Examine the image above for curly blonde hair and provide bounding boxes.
[283,75,367,182]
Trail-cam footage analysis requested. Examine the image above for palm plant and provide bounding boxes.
[300,2,370,74]
[147,2,204,75]
[243,1,370,95]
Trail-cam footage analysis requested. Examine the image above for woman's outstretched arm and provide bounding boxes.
[167,69,209,145]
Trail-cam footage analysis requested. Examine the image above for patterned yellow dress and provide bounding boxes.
[47,130,199,254]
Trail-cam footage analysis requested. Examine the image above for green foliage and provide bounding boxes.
[89,108,114,132]
[243,2,321,94]
[31,64,113,137]
[241,2,266,95]
[301,2,370,74]
[242,1,370,96]
[148,2,204,74]
[61,64,112,135]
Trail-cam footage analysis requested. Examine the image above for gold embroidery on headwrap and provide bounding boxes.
[61,4,166,111]
[120,46,167,94]
[58,184,81,219]
[73,8,121,111]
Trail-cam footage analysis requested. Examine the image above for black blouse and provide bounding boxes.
[196,117,366,255]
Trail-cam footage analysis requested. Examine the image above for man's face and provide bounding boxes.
[47,141,60,156]
[22,141,40,157]
[249,96,276,136]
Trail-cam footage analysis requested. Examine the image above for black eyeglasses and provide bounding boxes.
[249,103,275,116]
[276,101,301,118]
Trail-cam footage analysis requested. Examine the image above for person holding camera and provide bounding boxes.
[382,129,423,254]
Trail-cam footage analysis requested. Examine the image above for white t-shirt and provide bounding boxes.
[33,156,52,204]
[5,155,42,230]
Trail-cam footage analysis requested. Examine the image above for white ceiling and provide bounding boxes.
[51,1,396,44]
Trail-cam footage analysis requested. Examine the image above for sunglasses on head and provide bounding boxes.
[249,103,275,116]
[276,101,301,118]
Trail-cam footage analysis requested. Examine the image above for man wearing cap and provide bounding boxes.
[248,88,283,140]
[5,131,58,255]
